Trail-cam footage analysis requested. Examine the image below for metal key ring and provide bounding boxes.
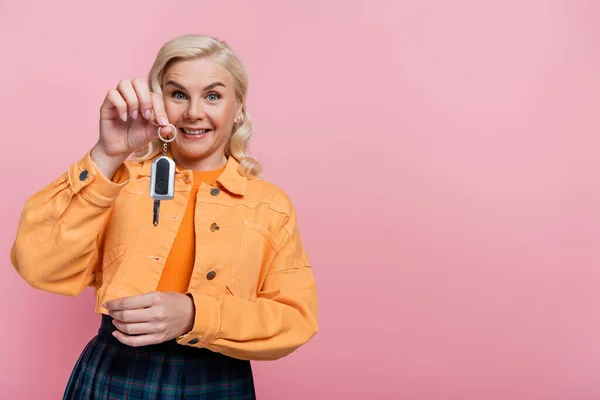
[158,124,177,143]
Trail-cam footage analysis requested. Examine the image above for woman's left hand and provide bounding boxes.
[104,291,195,347]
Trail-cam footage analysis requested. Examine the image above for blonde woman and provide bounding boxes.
[11,34,319,399]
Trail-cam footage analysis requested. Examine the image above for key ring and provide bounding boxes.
[158,124,177,143]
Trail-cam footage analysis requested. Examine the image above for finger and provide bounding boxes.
[104,291,161,311]
[112,330,165,347]
[109,307,152,323]
[132,77,152,120]
[116,80,139,120]
[112,319,163,335]
[151,92,171,133]
[101,89,128,122]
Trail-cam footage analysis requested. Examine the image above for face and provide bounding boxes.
[161,57,242,170]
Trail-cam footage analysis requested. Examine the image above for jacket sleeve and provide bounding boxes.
[10,151,129,296]
[178,199,319,361]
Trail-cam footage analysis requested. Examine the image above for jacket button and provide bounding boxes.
[79,170,89,181]
[210,188,220,196]
[206,271,216,280]
[210,223,219,232]
[188,337,200,345]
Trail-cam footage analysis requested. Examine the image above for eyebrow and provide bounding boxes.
[166,80,226,91]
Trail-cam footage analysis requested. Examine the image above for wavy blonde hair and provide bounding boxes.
[131,34,262,178]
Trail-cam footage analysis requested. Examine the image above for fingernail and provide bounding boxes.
[112,331,117,337]
[131,110,138,119]
[144,109,151,119]
[121,112,127,122]
[160,117,168,126]
[102,303,107,308]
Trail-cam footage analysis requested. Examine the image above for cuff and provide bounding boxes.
[68,150,130,207]
[176,292,220,348]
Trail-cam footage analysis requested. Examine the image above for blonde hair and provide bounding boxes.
[132,34,262,178]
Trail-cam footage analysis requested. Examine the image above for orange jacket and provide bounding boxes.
[10,150,318,361]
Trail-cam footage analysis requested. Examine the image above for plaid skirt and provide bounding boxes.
[63,314,256,399]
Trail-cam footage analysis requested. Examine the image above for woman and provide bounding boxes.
[10,34,319,399]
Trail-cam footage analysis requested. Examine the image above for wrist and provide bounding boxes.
[90,143,128,180]
[185,293,196,333]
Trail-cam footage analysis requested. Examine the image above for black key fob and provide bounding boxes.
[150,156,175,201]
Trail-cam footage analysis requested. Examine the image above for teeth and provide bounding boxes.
[182,128,208,135]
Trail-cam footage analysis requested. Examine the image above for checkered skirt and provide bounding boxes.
[63,314,256,399]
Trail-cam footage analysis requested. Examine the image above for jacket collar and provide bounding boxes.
[139,152,247,196]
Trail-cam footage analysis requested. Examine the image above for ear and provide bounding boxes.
[235,101,244,122]
[235,99,244,118]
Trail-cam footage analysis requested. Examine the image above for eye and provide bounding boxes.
[172,91,187,100]
[206,92,221,101]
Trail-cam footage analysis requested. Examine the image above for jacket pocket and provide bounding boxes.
[226,219,278,300]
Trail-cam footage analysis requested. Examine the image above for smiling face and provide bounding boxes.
[161,57,242,171]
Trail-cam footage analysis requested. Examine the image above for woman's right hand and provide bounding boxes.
[91,77,174,179]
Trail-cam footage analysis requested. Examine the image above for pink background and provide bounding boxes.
[1,0,599,399]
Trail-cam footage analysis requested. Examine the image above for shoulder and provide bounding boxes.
[122,158,145,179]
[244,177,296,216]
[243,177,306,252]
[108,158,145,184]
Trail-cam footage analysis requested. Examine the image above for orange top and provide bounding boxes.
[157,166,226,293]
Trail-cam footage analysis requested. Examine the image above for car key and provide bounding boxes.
[149,124,177,226]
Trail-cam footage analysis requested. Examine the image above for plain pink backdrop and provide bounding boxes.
[1,0,599,399]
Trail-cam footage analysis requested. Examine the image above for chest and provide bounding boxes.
[98,180,280,300]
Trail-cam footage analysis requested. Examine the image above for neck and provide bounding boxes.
[171,149,227,171]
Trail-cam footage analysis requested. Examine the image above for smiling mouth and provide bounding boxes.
[180,128,212,135]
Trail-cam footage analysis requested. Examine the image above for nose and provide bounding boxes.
[184,99,205,121]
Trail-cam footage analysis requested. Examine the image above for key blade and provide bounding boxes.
[153,200,160,226]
